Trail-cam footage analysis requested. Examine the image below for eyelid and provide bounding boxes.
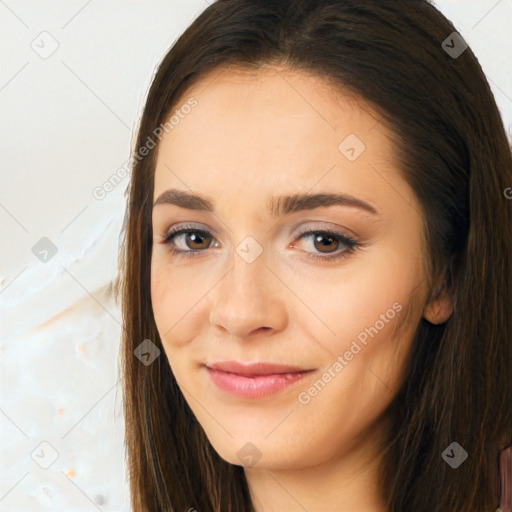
[160,221,364,263]
[291,220,359,240]
[161,220,358,242]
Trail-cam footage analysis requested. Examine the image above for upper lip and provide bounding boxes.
[206,360,311,377]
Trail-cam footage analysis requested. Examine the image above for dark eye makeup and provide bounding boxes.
[160,223,364,263]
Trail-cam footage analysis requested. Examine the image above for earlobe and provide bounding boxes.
[422,275,455,325]
[423,293,454,325]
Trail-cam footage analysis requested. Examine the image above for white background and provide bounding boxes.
[1,1,511,510]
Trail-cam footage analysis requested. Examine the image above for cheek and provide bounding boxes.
[150,257,184,348]
[298,251,422,391]
[150,258,171,327]
[300,263,416,346]
[340,236,420,332]
[150,255,215,350]
[293,284,417,447]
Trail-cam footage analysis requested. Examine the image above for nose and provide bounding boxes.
[208,246,288,340]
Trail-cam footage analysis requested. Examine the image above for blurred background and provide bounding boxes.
[0,1,511,510]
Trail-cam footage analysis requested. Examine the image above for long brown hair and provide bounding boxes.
[114,1,512,510]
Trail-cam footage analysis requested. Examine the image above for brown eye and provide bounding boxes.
[162,225,361,263]
[164,227,217,254]
[311,233,339,254]
[182,232,212,250]
[293,228,360,263]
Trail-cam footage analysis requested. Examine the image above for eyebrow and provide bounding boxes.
[153,189,379,216]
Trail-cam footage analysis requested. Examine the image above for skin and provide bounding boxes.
[150,65,453,512]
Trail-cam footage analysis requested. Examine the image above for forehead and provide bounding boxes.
[153,65,406,215]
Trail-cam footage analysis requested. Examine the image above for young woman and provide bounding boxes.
[114,1,512,510]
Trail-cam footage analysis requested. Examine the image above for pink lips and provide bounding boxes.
[205,360,314,398]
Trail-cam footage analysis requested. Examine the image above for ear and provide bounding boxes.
[423,272,455,325]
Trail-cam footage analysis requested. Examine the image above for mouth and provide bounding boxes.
[204,360,316,398]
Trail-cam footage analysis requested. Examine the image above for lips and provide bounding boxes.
[206,360,310,377]
[204,360,315,398]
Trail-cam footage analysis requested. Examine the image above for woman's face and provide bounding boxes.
[150,65,433,471]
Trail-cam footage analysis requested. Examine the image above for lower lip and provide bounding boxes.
[206,367,313,398]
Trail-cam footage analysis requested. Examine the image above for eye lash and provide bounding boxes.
[163,225,213,259]
[162,225,362,262]
[293,228,361,263]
